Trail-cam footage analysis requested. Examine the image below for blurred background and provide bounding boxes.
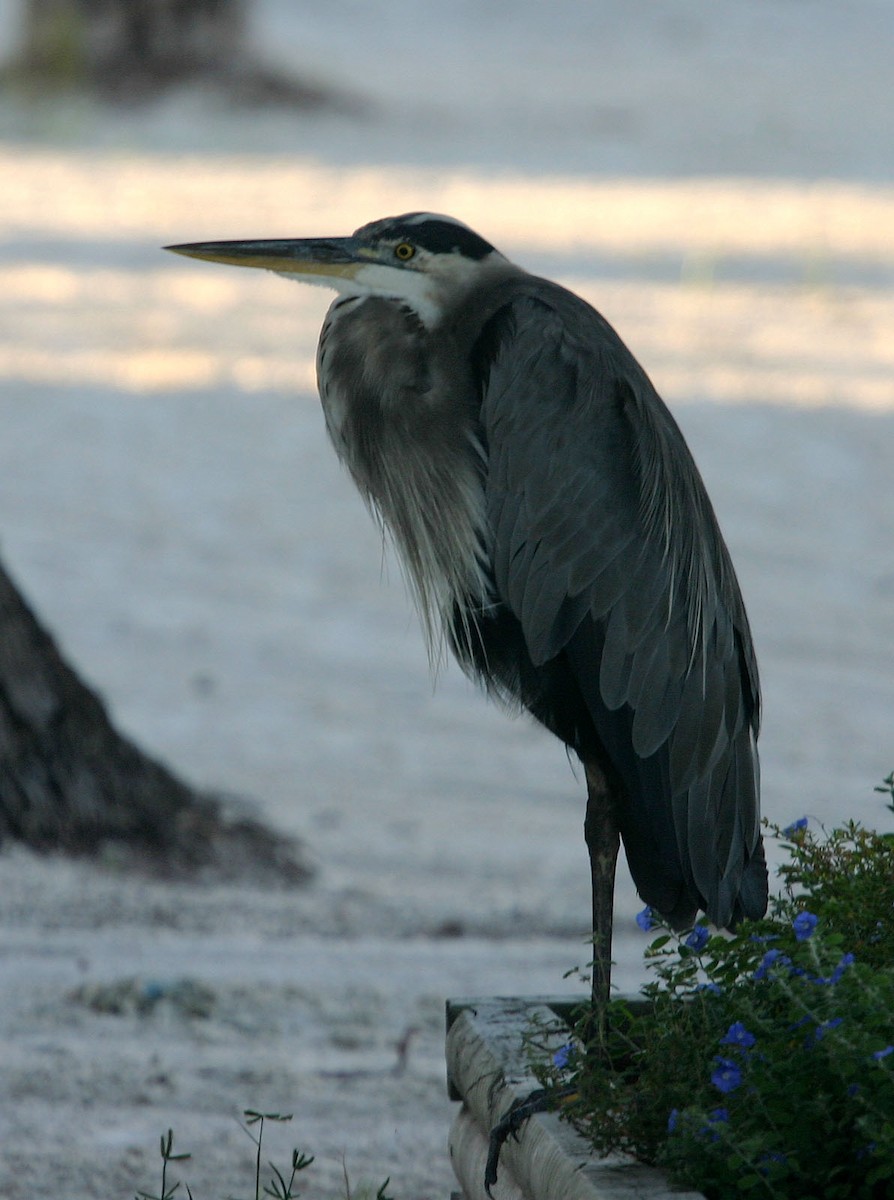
[0,2,892,1197]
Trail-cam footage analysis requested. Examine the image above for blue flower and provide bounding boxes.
[808,1017,843,1046]
[783,817,808,837]
[872,1045,894,1062]
[792,911,819,942]
[685,924,710,952]
[697,1109,728,1141]
[754,948,791,980]
[636,906,655,932]
[552,1042,574,1069]
[720,1021,756,1050]
[758,1150,788,1176]
[811,951,855,986]
[711,1057,743,1094]
[824,952,856,985]
[667,1108,679,1133]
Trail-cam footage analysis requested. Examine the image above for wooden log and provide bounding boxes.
[449,1105,527,1200]
[446,997,705,1200]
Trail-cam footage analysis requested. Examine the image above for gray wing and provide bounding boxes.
[478,285,764,927]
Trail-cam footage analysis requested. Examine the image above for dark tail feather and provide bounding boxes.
[732,838,769,924]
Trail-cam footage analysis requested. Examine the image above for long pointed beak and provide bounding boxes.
[164,236,369,280]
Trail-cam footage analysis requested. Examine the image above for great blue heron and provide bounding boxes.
[167,213,767,1006]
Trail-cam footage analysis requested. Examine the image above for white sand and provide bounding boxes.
[0,2,892,1196]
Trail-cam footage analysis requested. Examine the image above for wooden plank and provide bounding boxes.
[446,994,658,1038]
[449,1106,527,1200]
[445,995,589,1101]
[446,997,705,1200]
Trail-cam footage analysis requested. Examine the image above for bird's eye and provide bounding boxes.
[394,242,415,261]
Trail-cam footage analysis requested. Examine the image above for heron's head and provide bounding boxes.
[166,213,509,327]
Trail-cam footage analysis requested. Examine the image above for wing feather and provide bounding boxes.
[477,285,764,927]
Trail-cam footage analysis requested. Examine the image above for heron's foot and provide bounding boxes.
[484,1086,574,1196]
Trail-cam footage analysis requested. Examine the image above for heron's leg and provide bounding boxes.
[483,764,620,1197]
[583,761,620,1020]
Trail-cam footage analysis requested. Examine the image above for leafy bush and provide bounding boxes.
[536,780,894,1199]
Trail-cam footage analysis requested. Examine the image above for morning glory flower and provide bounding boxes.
[757,1150,788,1176]
[711,1057,743,1094]
[872,1045,894,1061]
[552,1042,574,1069]
[636,906,655,932]
[783,817,808,837]
[699,1111,727,1142]
[685,924,710,952]
[720,1021,756,1050]
[831,952,856,982]
[813,952,856,987]
[667,1108,679,1133]
[754,948,792,980]
[792,911,819,942]
[809,1017,843,1047]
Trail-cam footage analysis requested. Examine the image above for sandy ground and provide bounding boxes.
[0,2,893,1196]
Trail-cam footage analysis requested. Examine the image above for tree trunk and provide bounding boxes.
[0,557,311,884]
[19,0,246,94]
[11,0,345,106]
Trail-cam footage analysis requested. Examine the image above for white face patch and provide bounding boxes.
[279,258,444,325]
[350,261,444,327]
[316,250,508,329]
